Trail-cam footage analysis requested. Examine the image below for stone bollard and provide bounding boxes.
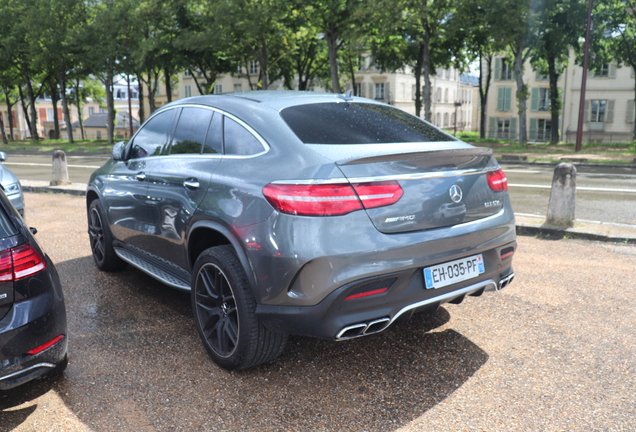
[50,150,70,186]
[546,163,576,227]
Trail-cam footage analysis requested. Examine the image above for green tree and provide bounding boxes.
[531,0,586,144]
[494,0,546,147]
[595,0,636,142]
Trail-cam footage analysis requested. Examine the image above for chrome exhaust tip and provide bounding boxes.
[336,318,390,341]
[498,273,515,290]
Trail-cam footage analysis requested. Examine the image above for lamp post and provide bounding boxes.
[454,101,462,136]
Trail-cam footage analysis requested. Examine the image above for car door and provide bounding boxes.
[102,108,176,250]
[142,106,221,274]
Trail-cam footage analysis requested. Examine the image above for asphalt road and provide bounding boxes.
[1,192,635,431]
[3,154,636,225]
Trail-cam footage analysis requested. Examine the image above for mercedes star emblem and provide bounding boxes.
[449,184,463,203]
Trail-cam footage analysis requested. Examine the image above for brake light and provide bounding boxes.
[0,242,47,282]
[26,334,65,355]
[487,169,508,192]
[263,181,403,216]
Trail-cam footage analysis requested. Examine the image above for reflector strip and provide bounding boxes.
[26,335,65,355]
[345,287,389,300]
[501,251,514,259]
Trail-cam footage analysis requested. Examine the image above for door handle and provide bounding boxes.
[135,173,146,181]
[183,179,200,189]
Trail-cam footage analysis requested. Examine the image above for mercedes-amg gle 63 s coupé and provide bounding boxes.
[87,91,516,370]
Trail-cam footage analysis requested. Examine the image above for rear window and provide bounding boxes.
[0,205,18,239]
[280,102,456,144]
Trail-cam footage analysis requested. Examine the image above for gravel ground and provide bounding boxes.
[1,192,635,432]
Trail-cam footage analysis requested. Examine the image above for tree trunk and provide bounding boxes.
[259,39,269,90]
[74,79,86,140]
[58,74,74,144]
[51,84,61,139]
[105,73,115,145]
[547,53,561,144]
[513,42,528,147]
[26,79,40,140]
[422,36,432,122]
[0,110,6,144]
[326,24,340,93]
[633,66,636,142]
[414,44,425,118]
[478,52,492,139]
[164,68,172,103]
[5,94,15,141]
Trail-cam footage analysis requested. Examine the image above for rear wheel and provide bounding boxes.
[88,199,126,271]
[191,245,287,370]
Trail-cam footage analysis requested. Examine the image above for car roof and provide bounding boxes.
[163,90,386,113]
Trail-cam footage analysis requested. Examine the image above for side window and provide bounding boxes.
[203,113,223,154]
[169,107,213,155]
[224,117,263,155]
[130,110,174,159]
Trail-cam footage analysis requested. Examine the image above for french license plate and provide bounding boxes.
[424,254,485,289]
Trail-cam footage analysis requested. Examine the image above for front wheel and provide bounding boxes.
[191,245,287,370]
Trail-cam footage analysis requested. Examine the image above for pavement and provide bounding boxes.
[20,179,636,245]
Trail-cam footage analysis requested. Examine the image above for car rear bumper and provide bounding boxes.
[0,290,67,390]
[255,240,516,340]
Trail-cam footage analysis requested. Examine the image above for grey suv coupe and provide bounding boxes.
[87,91,516,370]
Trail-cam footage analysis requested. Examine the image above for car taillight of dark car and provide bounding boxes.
[0,242,47,281]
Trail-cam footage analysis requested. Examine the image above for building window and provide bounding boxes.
[375,83,385,100]
[591,100,606,122]
[436,88,441,102]
[47,108,54,121]
[496,119,511,139]
[443,113,449,127]
[444,88,449,103]
[249,61,258,75]
[100,107,106,113]
[96,130,101,139]
[214,84,222,94]
[537,119,551,141]
[89,107,95,116]
[185,85,192,98]
[496,58,514,81]
[184,70,192,77]
[354,82,362,97]
[538,88,551,111]
[497,87,513,111]
[594,64,609,77]
[234,84,242,92]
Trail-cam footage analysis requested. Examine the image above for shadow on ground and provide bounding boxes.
[1,256,489,431]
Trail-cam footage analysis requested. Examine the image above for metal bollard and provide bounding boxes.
[50,149,70,186]
[546,163,576,227]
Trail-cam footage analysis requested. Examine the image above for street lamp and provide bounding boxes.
[454,101,462,136]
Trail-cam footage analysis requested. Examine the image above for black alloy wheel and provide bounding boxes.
[194,262,239,359]
[192,245,288,370]
[88,200,125,271]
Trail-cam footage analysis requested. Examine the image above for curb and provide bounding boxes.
[497,159,636,169]
[22,184,86,197]
[516,225,636,244]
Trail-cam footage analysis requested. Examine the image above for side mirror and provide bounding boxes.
[112,141,127,161]
[0,151,7,162]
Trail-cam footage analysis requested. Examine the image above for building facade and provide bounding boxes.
[485,49,636,143]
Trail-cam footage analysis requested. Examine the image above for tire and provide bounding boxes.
[191,245,288,370]
[88,199,126,271]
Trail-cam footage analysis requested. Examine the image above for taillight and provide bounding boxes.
[0,242,47,282]
[487,169,508,192]
[263,181,403,216]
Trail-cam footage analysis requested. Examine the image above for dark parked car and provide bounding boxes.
[87,91,516,370]
[0,151,25,217]
[0,190,67,390]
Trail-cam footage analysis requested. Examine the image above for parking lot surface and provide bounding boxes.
[1,192,635,432]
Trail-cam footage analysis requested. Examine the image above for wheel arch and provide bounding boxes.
[86,187,100,210]
[187,221,257,291]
